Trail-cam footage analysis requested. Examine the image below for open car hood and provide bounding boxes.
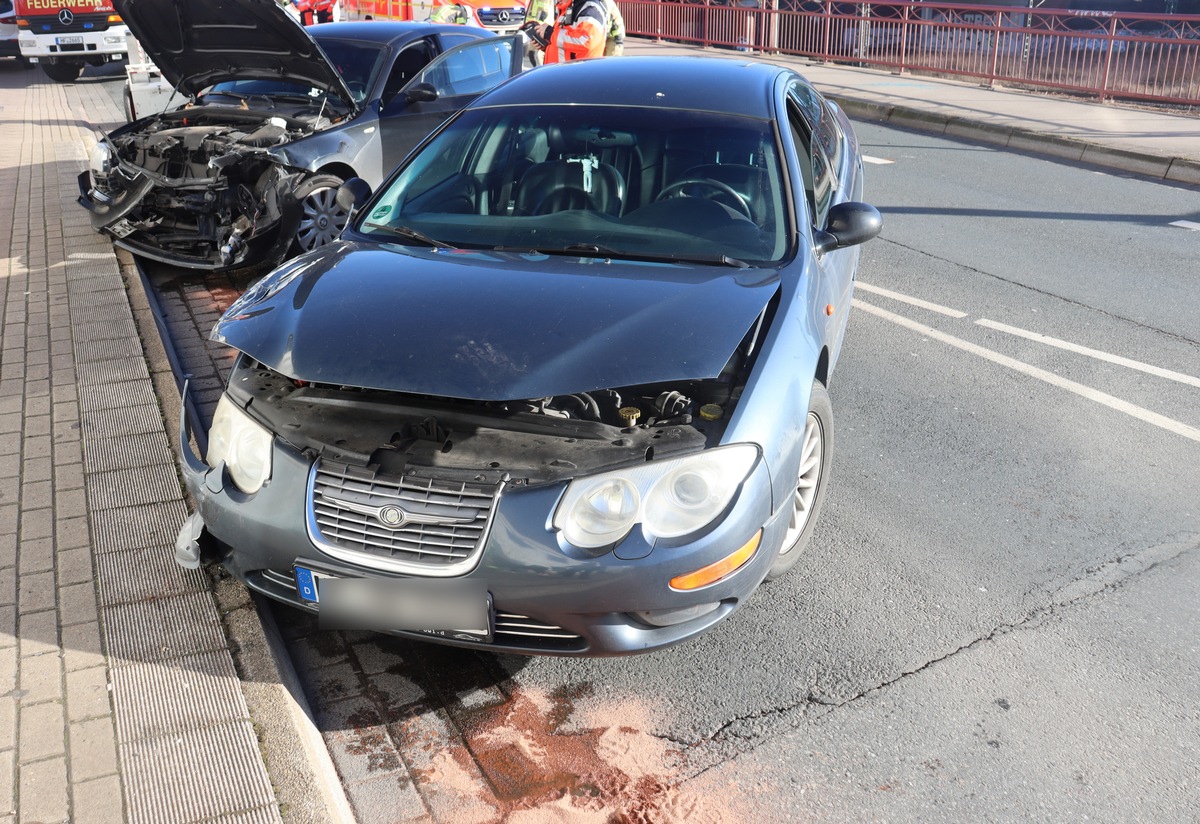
[115,0,355,103]
[212,242,780,401]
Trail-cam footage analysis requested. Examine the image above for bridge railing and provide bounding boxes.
[619,0,1200,106]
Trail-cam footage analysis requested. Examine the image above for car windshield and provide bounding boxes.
[359,104,789,265]
[205,38,387,105]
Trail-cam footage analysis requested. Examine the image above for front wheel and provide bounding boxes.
[290,174,348,255]
[766,381,834,581]
[41,60,84,82]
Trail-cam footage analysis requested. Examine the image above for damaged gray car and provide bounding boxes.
[77,0,523,271]
[175,57,882,655]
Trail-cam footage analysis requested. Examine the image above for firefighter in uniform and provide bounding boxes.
[429,0,471,24]
[531,0,609,63]
[603,0,625,56]
[292,0,334,26]
[524,0,555,66]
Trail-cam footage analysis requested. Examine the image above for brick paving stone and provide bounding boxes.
[53,488,86,521]
[0,696,12,752]
[392,707,499,824]
[0,647,13,694]
[60,620,104,673]
[53,516,89,551]
[16,508,51,543]
[68,717,118,783]
[69,774,125,824]
[17,609,59,662]
[18,651,63,705]
[347,772,430,824]
[65,666,112,723]
[0,748,11,818]
[317,694,405,784]
[55,548,93,588]
[16,571,54,614]
[0,572,11,609]
[301,660,363,705]
[56,582,99,627]
[17,537,52,576]
[287,632,351,673]
[20,476,53,511]
[0,610,13,650]
[17,755,68,824]
[17,702,65,763]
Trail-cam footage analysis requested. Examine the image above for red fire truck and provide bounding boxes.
[15,0,128,81]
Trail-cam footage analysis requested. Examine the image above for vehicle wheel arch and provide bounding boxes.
[315,162,357,183]
[814,345,830,388]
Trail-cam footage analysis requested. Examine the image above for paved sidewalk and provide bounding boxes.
[0,64,328,824]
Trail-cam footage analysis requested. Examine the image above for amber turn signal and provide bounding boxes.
[108,14,122,22]
[669,530,761,591]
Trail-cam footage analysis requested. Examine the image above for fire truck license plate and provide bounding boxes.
[56,36,84,45]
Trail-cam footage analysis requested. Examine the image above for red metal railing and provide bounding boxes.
[619,1,1200,106]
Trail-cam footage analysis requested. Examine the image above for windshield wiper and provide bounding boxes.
[364,223,456,250]
[493,244,751,268]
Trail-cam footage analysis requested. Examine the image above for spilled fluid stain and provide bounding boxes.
[438,685,736,823]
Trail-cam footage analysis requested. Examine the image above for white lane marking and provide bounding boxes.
[853,298,1200,445]
[976,318,1200,390]
[1169,220,1200,231]
[856,282,968,318]
[862,155,894,165]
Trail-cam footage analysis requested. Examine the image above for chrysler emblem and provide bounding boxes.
[377,505,407,527]
[58,8,74,24]
[321,494,476,531]
[497,9,510,22]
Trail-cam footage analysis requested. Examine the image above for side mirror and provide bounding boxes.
[812,202,883,256]
[335,177,373,214]
[405,82,439,104]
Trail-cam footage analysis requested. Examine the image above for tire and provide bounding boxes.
[766,380,834,581]
[290,173,347,255]
[41,61,84,82]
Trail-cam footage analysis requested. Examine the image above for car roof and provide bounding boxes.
[474,56,788,119]
[310,20,491,46]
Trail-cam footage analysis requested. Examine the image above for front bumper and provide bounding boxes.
[176,399,787,657]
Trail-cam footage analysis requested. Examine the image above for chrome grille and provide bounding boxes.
[306,460,499,576]
[479,8,525,25]
[494,612,583,647]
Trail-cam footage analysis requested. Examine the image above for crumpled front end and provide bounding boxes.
[173,344,785,656]
[78,111,318,270]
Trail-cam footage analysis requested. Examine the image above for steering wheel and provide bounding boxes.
[656,178,752,220]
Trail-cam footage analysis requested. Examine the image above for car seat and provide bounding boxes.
[513,157,626,216]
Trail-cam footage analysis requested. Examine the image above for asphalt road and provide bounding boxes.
[91,71,1199,821]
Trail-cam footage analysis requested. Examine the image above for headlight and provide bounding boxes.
[207,395,273,494]
[89,142,114,177]
[553,444,758,549]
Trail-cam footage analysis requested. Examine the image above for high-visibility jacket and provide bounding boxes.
[526,0,554,24]
[604,0,625,55]
[429,1,471,24]
[544,0,607,63]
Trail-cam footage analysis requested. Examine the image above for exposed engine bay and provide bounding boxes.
[87,108,334,268]
[224,354,745,487]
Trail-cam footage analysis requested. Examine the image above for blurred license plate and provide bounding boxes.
[294,566,492,643]
[57,36,84,45]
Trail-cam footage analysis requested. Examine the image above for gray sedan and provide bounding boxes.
[175,56,882,655]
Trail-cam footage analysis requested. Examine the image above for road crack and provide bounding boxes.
[682,532,1199,781]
